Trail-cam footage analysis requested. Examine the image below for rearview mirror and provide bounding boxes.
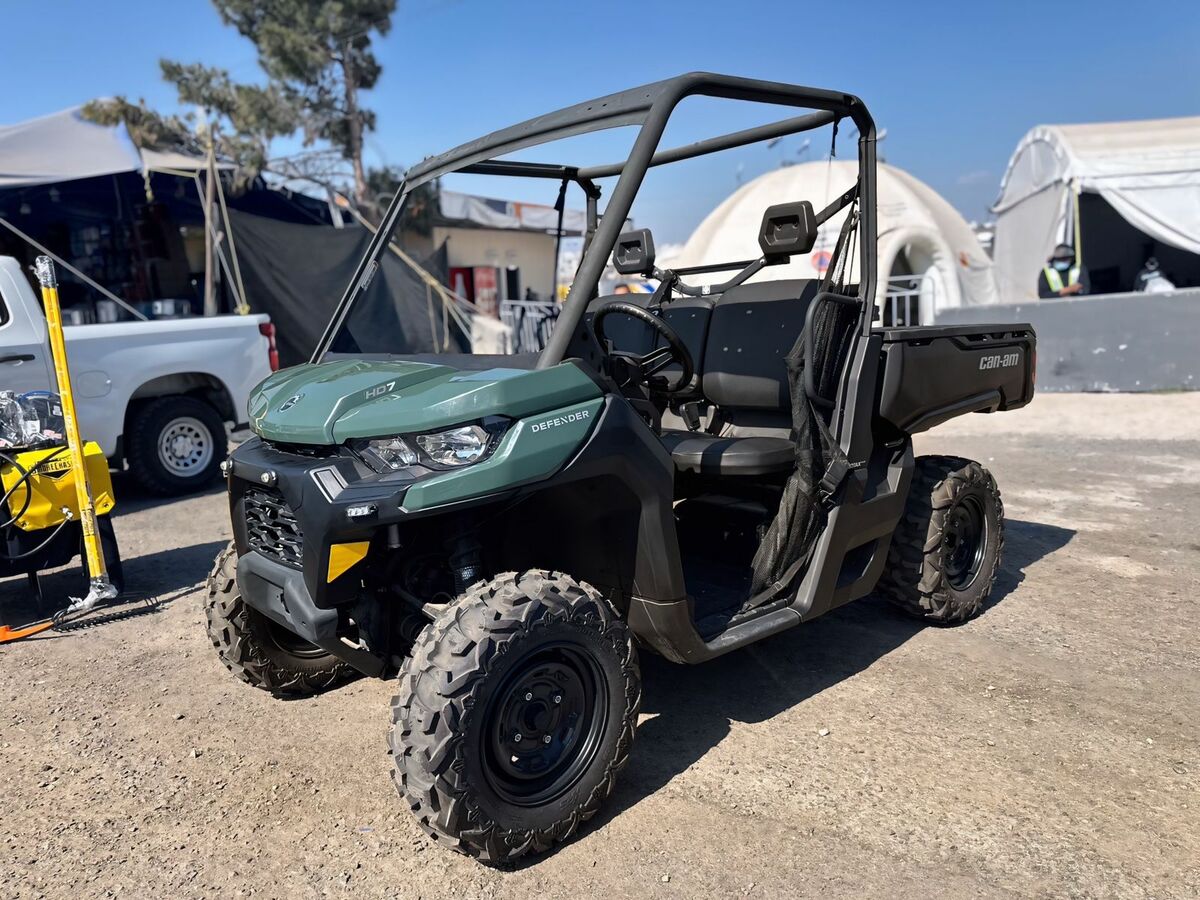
[612,228,656,276]
[758,201,817,261]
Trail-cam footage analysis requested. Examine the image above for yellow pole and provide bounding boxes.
[33,257,114,605]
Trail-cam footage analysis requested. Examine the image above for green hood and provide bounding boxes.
[249,358,603,445]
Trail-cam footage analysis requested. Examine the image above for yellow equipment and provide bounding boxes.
[0,257,122,643]
[1,442,115,532]
[33,256,120,615]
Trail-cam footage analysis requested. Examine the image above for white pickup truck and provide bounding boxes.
[0,256,275,495]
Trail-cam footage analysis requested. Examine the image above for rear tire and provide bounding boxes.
[389,570,640,865]
[126,396,226,496]
[203,542,356,695]
[877,455,1003,624]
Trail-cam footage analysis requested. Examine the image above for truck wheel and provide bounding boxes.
[877,455,1004,624]
[126,396,226,496]
[389,570,640,865]
[203,543,356,695]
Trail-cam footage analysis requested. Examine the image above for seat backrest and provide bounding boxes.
[701,279,819,417]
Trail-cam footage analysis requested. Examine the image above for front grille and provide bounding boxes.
[244,489,304,568]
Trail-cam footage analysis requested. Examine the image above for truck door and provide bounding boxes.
[0,265,53,396]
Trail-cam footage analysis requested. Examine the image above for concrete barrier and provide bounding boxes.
[934,289,1200,392]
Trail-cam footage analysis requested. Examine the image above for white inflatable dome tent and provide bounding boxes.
[991,116,1200,301]
[666,161,998,324]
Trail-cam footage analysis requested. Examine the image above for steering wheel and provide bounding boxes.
[590,300,695,394]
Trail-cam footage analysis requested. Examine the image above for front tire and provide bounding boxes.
[126,396,226,496]
[877,455,1004,624]
[390,570,640,865]
[203,543,356,695]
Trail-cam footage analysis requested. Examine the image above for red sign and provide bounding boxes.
[811,250,832,274]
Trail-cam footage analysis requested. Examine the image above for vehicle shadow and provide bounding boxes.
[562,516,1075,854]
[986,517,1075,608]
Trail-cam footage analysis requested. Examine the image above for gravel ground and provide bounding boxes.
[2,393,1198,899]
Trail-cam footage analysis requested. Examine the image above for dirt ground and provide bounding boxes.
[2,393,1198,899]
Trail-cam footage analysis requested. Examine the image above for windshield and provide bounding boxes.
[324,176,592,363]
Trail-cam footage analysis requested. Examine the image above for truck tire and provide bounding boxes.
[876,455,1004,624]
[126,396,226,496]
[203,543,356,695]
[389,570,640,865]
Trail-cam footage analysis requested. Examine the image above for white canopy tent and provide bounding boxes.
[991,116,1200,301]
[0,105,227,188]
[0,105,243,316]
[666,161,997,323]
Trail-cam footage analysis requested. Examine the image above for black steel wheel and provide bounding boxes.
[482,643,608,808]
[390,570,640,865]
[942,493,988,590]
[877,455,1003,624]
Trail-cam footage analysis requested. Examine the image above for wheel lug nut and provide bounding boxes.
[513,732,522,743]
[543,734,552,744]
[524,692,533,701]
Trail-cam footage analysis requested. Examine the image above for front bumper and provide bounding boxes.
[227,438,411,613]
[235,549,385,676]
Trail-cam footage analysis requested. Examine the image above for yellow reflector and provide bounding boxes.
[327,541,370,582]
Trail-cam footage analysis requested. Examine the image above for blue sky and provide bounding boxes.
[3,0,1197,242]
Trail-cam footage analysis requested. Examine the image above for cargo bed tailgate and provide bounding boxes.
[876,325,1035,434]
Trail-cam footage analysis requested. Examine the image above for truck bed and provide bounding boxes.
[874,324,1036,435]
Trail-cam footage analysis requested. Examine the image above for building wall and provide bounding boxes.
[935,289,1200,392]
[431,226,557,299]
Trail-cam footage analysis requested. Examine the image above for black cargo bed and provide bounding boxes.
[874,324,1035,435]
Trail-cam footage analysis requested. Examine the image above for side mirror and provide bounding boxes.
[758,201,817,261]
[612,228,656,276]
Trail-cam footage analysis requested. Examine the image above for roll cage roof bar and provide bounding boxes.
[315,72,878,367]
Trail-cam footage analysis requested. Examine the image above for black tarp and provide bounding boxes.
[228,210,466,367]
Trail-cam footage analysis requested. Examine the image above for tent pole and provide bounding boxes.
[213,161,249,314]
[203,123,218,317]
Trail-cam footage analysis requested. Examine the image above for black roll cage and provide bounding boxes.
[313,72,878,372]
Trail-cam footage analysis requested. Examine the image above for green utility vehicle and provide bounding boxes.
[205,74,1035,864]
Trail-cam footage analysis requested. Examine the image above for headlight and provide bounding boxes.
[362,436,419,470]
[416,425,491,467]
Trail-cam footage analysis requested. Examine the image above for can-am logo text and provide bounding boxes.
[531,409,590,433]
[979,353,1020,371]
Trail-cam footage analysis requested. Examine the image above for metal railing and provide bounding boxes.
[500,299,562,352]
[882,273,937,327]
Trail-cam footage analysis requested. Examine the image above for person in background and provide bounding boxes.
[1038,244,1089,298]
[613,283,632,295]
[1133,256,1176,293]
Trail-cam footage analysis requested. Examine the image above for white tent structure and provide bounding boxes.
[991,116,1200,301]
[0,105,241,317]
[0,106,226,188]
[667,161,997,324]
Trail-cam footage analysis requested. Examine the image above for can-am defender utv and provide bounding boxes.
[205,73,1035,863]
